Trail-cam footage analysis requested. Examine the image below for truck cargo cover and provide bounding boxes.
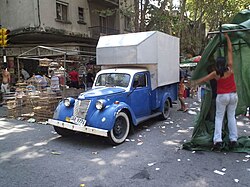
[97,31,179,89]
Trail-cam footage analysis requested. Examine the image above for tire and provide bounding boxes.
[160,99,171,120]
[54,126,74,136]
[108,111,130,145]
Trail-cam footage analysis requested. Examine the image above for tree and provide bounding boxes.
[187,0,250,32]
[126,0,249,56]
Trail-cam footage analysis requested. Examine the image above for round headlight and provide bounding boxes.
[63,97,75,107]
[96,99,106,110]
[64,99,71,107]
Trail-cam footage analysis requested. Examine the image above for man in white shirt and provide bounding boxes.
[49,70,60,93]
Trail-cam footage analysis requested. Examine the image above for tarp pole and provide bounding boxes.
[17,58,20,82]
[208,28,250,35]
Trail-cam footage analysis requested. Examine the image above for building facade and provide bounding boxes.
[0,0,134,82]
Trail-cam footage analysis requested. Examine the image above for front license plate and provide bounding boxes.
[71,116,86,127]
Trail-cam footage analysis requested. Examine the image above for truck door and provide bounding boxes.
[130,72,151,118]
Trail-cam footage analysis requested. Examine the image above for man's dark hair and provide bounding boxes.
[216,57,228,77]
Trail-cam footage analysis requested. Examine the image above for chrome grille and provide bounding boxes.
[73,99,91,119]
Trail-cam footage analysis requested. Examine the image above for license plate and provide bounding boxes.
[70,116,86,127]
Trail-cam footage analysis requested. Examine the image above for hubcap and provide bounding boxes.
[114,116,126,139]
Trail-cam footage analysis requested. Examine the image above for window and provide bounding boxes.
[124,15,131,31]
[95,73,130,88]
[133,73,147,88]
[99,16,107,33]
[78,7,84,22]
[56,1,68,21]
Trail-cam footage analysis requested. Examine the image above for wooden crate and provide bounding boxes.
[33,93,62,122]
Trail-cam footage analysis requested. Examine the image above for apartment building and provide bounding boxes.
[0,0,134,81]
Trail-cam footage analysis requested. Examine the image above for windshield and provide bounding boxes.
[95,73,131,87]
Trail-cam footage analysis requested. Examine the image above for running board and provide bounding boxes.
[136,112,161,124]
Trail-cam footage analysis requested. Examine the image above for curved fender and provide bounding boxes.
[87,102,137,131]
[53,101,74,121]
[160,92,171,112]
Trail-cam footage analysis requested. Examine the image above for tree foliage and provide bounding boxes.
[186,0,250,32]
[132,0,250,56]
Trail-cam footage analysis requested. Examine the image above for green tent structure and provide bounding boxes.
[183,9,250,153]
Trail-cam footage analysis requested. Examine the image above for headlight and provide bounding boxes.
[96,99,107,110]
[64,99,70,107]
[64,97,75,107]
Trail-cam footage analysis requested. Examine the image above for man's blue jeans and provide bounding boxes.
[214,92,238,143]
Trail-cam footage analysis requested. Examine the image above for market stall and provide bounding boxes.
[6,45,96,121]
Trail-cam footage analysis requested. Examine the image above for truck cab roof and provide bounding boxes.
[96,67,148,76]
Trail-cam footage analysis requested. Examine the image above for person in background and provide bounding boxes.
[69,68,79,88]
[1,66,11,94]
[178,68,188,112]
[28,72,48,90]
[39,72,49,90]
[49,70,60,93]
[86,69,94,89]
[20,64,30,80]
[191,33,237,151]
[26,82,36,94]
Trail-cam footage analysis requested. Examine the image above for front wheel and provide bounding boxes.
[108,112,130,145]
[160,99,171,120]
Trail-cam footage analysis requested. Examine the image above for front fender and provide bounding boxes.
[53,101,74,121]
[87,102,137,130]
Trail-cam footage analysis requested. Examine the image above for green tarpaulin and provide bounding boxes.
[183,10,250,153]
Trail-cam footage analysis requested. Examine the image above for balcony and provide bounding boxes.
[87,0,119,7]
[89,26,120,39]
[105,0,119,5]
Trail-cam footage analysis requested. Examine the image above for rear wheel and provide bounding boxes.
[54,126,74,136]
[108,112,130,145]
[160,99,171,120]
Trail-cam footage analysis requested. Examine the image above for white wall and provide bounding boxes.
[39,0,90,34]
[0,0,39,30]
[0,0,90,35]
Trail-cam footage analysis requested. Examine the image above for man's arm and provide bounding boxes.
[224,33,233,69]
[196,71,217,85]
[191,71,217,87]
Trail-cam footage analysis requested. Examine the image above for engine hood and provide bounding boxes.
[78,87,126,99]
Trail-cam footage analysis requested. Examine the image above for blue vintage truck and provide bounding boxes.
[48,31,179,145]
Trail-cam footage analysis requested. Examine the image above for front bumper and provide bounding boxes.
[48,119,108,137]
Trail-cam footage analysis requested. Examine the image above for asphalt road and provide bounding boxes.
[0,97,249,187]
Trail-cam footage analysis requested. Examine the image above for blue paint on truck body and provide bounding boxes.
[53,71,177,131]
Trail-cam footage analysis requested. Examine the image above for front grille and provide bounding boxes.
[73,99,91,119]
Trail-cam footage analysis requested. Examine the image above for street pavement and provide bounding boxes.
[0,97,249,187]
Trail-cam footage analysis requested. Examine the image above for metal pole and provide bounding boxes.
[2,47,7,65]
[17,58,20,82]
[63,53,66,98]
[208,28,250,35]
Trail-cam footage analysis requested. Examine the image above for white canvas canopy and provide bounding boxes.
[96,31,179,89]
